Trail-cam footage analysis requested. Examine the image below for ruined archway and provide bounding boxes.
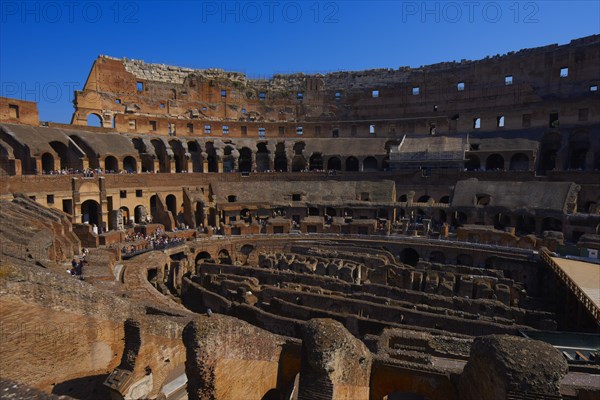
[327,156,342,171]
[346,156,359,171]
[509,153,529,171]
[166,194,177,221]
[399,248,419,267]
[274,143,288,172]
[309,153,323,171]
[239,147,253,173]
[218,249,232,264]
[134,205,147,224]
[363,156,378,172]
[485,154,504,171]
[41,153,54,173]
[86,113,102,127]
[81,199,100,226]
[256,143,270,172]
[123,156,137,173]
[105,155,119,172]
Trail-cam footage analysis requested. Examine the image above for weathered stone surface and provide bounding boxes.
[298,318,372,400]
[459,335,568,400]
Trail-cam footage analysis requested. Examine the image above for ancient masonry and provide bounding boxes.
[0,35,599,400]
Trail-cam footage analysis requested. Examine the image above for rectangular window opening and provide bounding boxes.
[522,114,531,128]
[369,124,376,134]
[296,126,303,135]
[297,92,304,100]
[204,124,212,134]
[549,113,559,128]
[241,126,247,135]
[560,67,569,78]
[259,92,266,101]
[8,104,19,119]
[258,127,266,138]
[590,85,598,92]
[412,87,420,95]
[221,89,227,97]
[136,190,143,197]
[149,120,157,131]
[505,75,513,85]
[46,194,54,204]
[497,116,505,127]
[120,190,127,199]
[136,81,144,91]
[222,125,229,134]
[372,90,379,98]
[332,128,339,138]
[187,123,194,133]
[335,92,341,100]
[457,82,465,91]
[115,99,121,104]
[278,126,285,136]
[473,118,481,129]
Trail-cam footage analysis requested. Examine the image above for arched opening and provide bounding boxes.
[308,207,320,216]
[119,206,130,226]
[485,154,504,171]
[86,113,102,127]
[309,153,323,171]
[134,205,147,224]
[509,153,529,171]
[399,248,419,267]
[539,133,561,174]
[151,139,170,173]
[346,156,359,171]
[81,200,100,226]
[41,153,54,173]
[516,215,535,235]
[327,157,342,171]
[150,195,157,220]
[363,156,378,172]
[465,154,480,171]
[457,254,473,267]
[195,251,212,265]
[256,143,270,172]
[188,141,203,172]
[398,194,408,202]
[291,155,306,172]
[325,207,336,217]
[222,146,235,172]
[166,194,177,221]
[417,195,431,203]
[173,153,184,173]
[123,156,137,173]
[274,143,288,172]
[105,156,119,172]
[429,251,445,263]
[493,213,511,230]
[218,249,232,264]
[49,141,82,171]
[439,195,450,204]
[239,147,253,173]
[542,217,562,232]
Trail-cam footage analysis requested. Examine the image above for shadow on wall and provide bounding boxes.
[52,373,111,399]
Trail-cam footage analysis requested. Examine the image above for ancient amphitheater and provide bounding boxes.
[0,35,599,400]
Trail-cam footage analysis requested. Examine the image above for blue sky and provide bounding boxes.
[1,1,599,123]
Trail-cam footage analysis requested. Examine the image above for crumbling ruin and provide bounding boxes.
[1,35,599,399]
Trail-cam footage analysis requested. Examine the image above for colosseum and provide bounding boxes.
[0,35,599,400]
